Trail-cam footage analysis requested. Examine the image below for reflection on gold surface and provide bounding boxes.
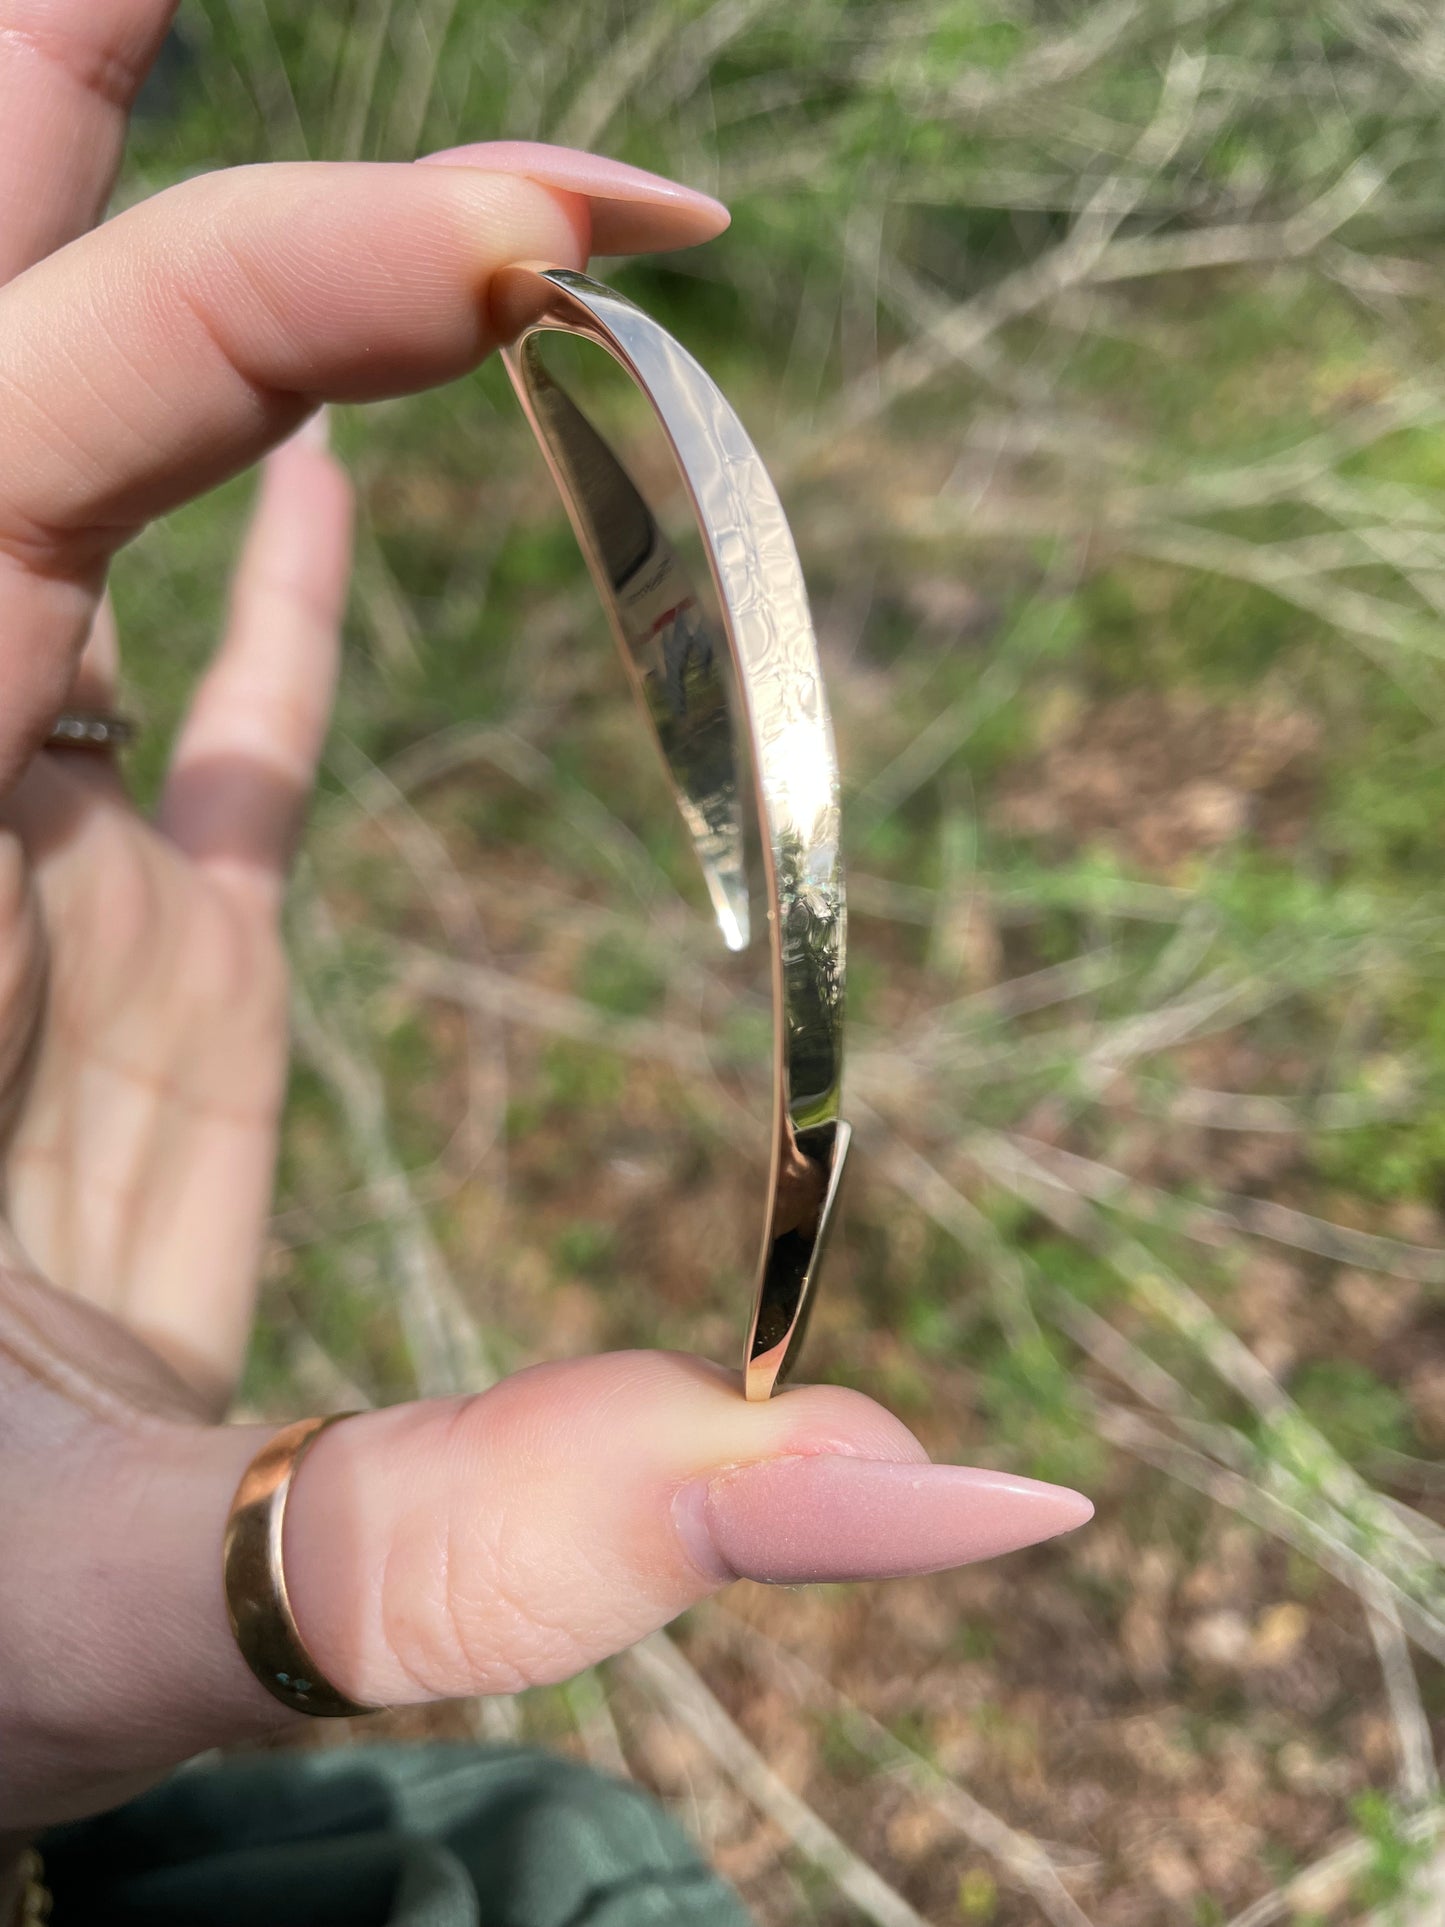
[501,264,849,1400]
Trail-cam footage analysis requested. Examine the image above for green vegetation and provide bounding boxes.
[116,3,1445,1920]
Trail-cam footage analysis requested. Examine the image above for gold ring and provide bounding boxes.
[222,1413,379,1718]
[499,264,851,1402]
[43,710,137,750]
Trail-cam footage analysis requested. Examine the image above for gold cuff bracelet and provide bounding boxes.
[498,265,850,1401]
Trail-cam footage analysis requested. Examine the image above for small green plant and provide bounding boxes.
[1350,1790,1436,1914]
[957,1867,998,1920]
[577,934,668,1019]
[1290,1361,1414,1466]
[553,1219,619,1279]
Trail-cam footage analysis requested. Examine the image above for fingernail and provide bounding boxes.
[417,139,729,234]
[284,406,330,454]
[672,1455,1093,1586]
[295,405,331,452]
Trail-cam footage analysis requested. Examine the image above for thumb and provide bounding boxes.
[14,1351,1090,1825]
[281,1351,1092,1705]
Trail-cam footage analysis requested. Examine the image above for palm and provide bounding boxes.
[0,757,289,1405]
[0,433,347,1408]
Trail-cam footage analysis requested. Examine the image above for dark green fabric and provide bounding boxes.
[41,1744,755,1926]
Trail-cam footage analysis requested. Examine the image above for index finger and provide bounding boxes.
[0,0,179,283]
[0,155,729,793]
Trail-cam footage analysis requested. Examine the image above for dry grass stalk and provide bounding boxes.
[704,1603,1103,1927]
[1223,1805,1444,1927]
[624,1634,935,1927]
[289,893,500,1396]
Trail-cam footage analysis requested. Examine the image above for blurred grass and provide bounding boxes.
[112,1,1445,1920]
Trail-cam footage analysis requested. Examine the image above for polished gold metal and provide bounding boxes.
[222,1413,377,1718]
[43,710,137,750]
[499,264,850,1401]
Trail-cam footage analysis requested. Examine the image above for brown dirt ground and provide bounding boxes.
[256,676,1444,1925]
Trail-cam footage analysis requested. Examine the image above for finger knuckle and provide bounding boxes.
[373,1402,596,1702]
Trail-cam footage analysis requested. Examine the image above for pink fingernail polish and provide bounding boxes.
[672,1455,1093,1586]
[416,139,729,234]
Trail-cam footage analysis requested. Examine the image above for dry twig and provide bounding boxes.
[624,1634,935,1927]
[705,1604,1102,1927]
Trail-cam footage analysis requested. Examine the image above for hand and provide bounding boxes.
[0,2,1091,1850]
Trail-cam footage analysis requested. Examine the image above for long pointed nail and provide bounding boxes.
[673,1455,1093,1586]
[416,140,729,240]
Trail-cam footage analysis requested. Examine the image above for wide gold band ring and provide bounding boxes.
[43,709,137,751]
[498,265,850,1402]
[222,1413,378,1719]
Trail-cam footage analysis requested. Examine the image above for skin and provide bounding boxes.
[0,1,1091,1886]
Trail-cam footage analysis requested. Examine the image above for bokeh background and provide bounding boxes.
[115,3,1445,1921]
